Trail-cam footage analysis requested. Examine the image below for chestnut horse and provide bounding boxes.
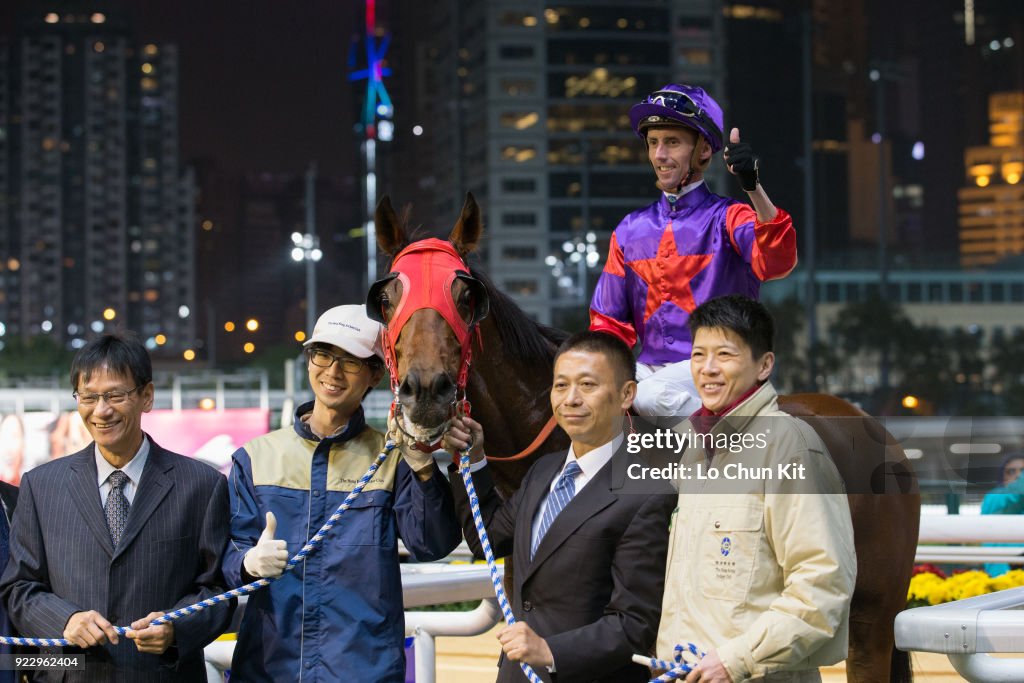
[368,194,920,682]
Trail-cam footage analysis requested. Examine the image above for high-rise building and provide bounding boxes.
[387,0,725,326]
[0,8,195,352]
[959,91,1024,267]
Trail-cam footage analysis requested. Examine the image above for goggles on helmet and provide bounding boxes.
[638,89,724,147]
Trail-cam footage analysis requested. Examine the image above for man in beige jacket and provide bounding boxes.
[657,295,856,682]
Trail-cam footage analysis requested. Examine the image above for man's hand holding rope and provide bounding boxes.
[684,648,732,682]
[443,416,485,463]
[126,612,174,655]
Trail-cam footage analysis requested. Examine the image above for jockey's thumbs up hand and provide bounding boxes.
[723,127,760,192]
[244,511,289,578]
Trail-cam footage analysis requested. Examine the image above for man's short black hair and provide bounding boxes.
[70,333,153,390]
[554,331,636,384]
[687,295,774,359]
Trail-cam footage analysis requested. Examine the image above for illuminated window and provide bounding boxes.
[505,280,539,295]
[502,146,536,162]
[499,112,539,130]
[502,245,538,260]
[500,78,537,96]
[499,11,536,26]
[678,48,711,66]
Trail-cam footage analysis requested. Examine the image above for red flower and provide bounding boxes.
[912,563,947,579]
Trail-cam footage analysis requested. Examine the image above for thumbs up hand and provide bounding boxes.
[243,511,289,578]
[723,127,760,192]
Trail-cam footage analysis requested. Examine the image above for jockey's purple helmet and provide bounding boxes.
[629,84,725,153]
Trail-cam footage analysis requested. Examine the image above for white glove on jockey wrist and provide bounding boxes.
[243,511,289,578]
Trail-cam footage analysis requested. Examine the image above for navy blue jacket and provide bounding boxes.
[223,404,461,682]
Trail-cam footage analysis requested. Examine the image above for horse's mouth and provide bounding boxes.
[401,411,451,446]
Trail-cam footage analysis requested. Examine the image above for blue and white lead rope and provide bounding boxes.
[633,642,705,681]
[458,452,544,683]
[0,441,395,647]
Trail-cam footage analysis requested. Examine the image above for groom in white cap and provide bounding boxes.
[222,304,461,682]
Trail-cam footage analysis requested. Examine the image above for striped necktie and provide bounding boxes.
[531,461,582,560]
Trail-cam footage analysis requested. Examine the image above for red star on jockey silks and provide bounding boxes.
[626,224,713,323]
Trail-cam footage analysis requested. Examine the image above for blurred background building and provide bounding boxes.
[384,0,726,327]
[0,7,195,352]
[0,0,1022,415]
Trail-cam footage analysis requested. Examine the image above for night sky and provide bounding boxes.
[4,0,360,175]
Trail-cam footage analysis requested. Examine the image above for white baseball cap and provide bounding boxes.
[303,305,384,360]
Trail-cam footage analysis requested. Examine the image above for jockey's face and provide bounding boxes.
[690,327,774,415]
[551,350,636,458]
[646,126,708,191]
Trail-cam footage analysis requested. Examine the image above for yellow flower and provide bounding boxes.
[908,568,1024,607]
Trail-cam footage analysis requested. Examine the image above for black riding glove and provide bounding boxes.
[723,142,760,192]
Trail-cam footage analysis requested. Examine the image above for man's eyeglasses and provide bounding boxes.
[307,348,373,375]
[73,386,143,406]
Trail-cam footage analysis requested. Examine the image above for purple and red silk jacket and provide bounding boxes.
[589,183,796,366]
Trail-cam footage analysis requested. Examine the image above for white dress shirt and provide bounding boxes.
[96,437,150,506]
[529,433,623,553]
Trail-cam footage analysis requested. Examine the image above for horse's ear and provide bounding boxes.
[375,195,407,257]
[449,192,483,257]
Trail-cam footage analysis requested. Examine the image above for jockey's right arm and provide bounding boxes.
[589,231,638,348]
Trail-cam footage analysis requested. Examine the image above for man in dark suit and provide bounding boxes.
[0,334,233,682]
[0,480,17,683]
[445,331,676,683]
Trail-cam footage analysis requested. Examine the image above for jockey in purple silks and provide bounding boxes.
[589,84,798,420]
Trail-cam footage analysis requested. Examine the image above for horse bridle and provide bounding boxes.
[366,239,489,449]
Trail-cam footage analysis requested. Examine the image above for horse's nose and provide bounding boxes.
[399,372,420,402]
[429,372,455,400]
[399,370,455,403]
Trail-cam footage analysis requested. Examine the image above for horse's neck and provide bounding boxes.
[467,325,557,457]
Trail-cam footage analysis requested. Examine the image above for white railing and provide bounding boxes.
[900,514,1024,682]
[896,587,1024,682]
[916,514,1024,565]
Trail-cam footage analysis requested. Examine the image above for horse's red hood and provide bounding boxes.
[387,238,473,347]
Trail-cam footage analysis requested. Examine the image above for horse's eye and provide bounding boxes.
[379,292,391,308]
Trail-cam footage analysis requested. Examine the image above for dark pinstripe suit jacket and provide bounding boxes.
[0,439,234,682]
